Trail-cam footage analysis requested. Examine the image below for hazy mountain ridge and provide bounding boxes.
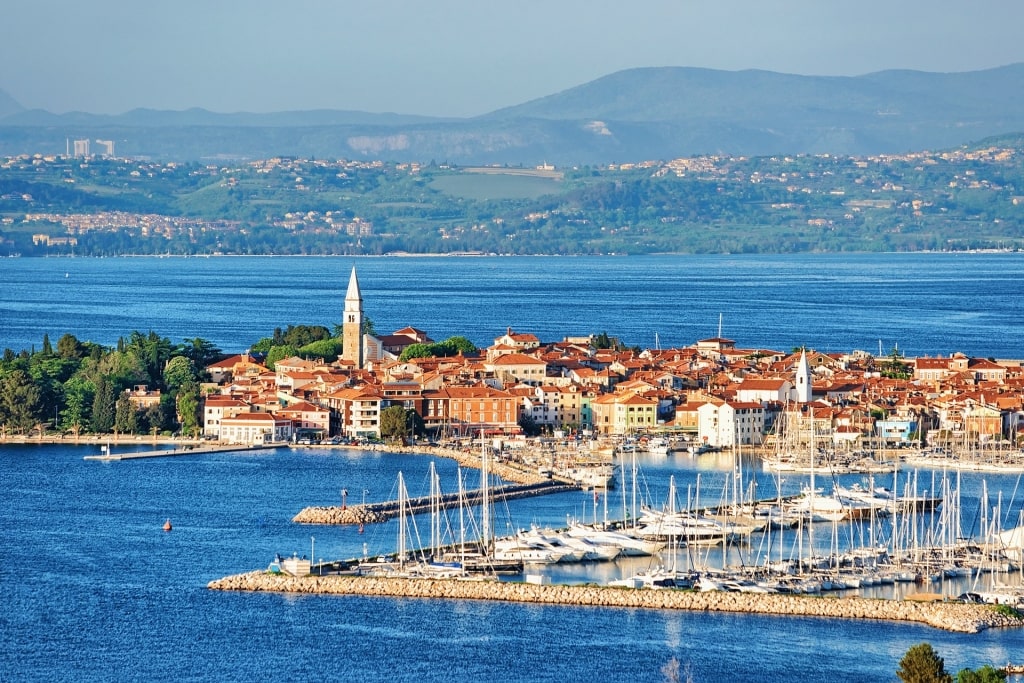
[2,63,1024,163]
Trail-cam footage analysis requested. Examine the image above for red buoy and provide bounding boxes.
[163,519,172,532]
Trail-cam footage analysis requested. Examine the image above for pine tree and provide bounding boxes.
[91,377,116,432]
[898,643,953,683]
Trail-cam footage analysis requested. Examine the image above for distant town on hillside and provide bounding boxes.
[2,135,1023,256]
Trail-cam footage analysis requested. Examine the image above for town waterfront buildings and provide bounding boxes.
[197,270,1024,453]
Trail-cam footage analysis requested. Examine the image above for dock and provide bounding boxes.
[294,480,579,525]
[84,444,273,461]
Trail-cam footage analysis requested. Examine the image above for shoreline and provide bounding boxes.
[207,571,1024,634]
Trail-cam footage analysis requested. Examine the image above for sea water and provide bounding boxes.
[3,253,1024,680]
[2,252,1023,357]
[2,444,1023,682]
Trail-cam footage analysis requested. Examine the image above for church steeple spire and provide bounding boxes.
[342,266,363,368]
[795,348,811,403]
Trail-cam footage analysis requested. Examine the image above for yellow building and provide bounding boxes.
[591,391,658,436]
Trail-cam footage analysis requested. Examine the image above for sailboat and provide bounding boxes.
[438,433,523,575]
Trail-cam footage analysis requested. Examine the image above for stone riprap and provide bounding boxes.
[293,505,388,525]
[207,571,1023,634]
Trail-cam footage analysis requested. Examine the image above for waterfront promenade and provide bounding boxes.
[208,571,1024,634]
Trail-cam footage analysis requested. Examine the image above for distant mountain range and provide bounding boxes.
[3,64,1024,164]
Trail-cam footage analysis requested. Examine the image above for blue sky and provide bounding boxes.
[3,0,1023,117]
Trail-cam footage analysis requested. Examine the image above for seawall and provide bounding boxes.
[207,571,1024,634]
[294,481,578,525]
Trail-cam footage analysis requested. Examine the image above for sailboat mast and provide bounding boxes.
[631,447,638,527]
[429,461,440,554]
[480,430,490,550]
[397,471,407,568]
[457,467,466,559]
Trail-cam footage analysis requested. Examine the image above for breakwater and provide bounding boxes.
[207,571,1024,634]
[293,480,578,525]
[386,444,553,485]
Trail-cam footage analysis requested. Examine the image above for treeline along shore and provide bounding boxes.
[207,571,1024,634]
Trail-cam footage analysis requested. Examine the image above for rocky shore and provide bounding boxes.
[207,571,1024,634]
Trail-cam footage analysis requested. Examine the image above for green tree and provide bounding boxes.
[178,337,222,370]
[175,380,201,437]
[881,345,912,380]
[57,333,84,359]
[399,343,436,361]
[265,345,298,371]
[518,413,541,437]
[124,331,174,388]
[61,375,93,436]
[250,337,275,354]
[440,336,477,355]
[114,394,138,435]
[96,349,148,393]
[143,401,168,435]
[281,324,331,348]
[593,331,613,349]
[0,369,43,434]
[163,356,198,391]
[298,337,344,362]
[379,405,412,443]
[956,665,1006,683]
[91,376,116,432]
[898,643,953,683]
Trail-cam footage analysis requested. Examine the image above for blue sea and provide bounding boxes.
[2,252,1023,357]
[3,253,1024,681]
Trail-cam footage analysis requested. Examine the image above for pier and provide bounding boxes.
[83,444,273,461]
[293,480,579,525]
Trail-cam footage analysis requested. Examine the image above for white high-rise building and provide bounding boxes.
[95,139,114,157]
[73,139,90,156]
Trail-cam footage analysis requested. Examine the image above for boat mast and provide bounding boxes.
[480,430,490,552]
[429,461,440,556]
[397,471,407,568]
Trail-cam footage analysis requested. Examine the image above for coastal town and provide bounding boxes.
[193,267,1023,474]
[179,268,1024,632]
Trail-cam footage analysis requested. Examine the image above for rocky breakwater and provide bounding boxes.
[208,572,1024,634]
[292,505,385,525]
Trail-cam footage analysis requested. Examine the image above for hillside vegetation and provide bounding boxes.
[2,134,1023,256]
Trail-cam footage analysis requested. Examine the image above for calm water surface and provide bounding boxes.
[2,444,1023,682]
[2,253,1023,357]
[3,253,1024,680]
